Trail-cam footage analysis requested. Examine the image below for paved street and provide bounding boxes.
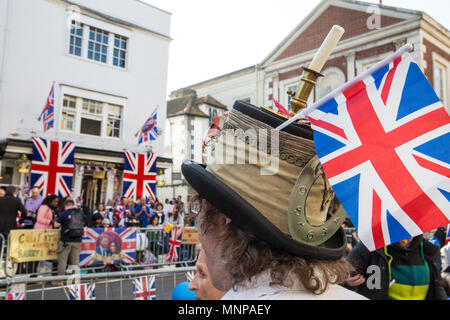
[22,272,187,300]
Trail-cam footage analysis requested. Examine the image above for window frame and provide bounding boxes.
[65,16,130,71]
[58,87,125,140]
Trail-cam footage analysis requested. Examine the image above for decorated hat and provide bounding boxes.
[181,100,347,259]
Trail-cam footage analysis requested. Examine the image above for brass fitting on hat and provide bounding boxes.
[287,67,323,114]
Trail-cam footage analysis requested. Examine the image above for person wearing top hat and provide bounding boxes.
[182,100,366,300]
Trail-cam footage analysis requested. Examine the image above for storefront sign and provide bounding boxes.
[8,229,60,262]
[74,159,123,169]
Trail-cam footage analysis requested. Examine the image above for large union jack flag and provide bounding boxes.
[123,150,157,201]
[31,137,75,198]
[167,226,183,262]
[79,228,137,267]
[138,108,158,144]
[68,283,95,300]
[132,275,156,300]
[308,53,450,251]
[40,84,55,132]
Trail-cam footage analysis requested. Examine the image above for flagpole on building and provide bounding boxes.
[276,43,414,131]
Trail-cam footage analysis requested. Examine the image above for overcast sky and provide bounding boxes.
[143,0,450,96]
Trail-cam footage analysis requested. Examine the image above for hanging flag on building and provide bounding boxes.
[138,107,158,144]
[30,137,75,198]
[38,83,55,132]
[68,283,96,300]
[122,150,157,201]
[132,275,156,300]
[305,49,450,251]
[167,226,183,262]
[186,271,196,282]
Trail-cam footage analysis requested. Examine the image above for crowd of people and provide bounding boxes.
[0,185,190,235]
[0,185,193,283]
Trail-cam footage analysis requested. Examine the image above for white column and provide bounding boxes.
[105,169,115,204]
[272,72,280,101]
[345,52,356,81]
[73,165,84,199]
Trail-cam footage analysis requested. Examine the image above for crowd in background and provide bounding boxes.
[0,184,449,299]
[0,184,192,236]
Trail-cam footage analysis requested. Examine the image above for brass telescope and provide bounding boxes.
[287,67,323,114]
[287,25,345,115]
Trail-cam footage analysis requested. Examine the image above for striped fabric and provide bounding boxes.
[386,241,430,300]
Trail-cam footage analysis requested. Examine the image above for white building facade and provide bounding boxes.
[158,89,226,201]
[0,0,172,207]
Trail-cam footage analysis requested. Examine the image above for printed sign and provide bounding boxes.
[79,228,137,266]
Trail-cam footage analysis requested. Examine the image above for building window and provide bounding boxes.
[434,64,445,101]
[60,95,77,131]
[88,27,109,64]
[81,99,103,136]
[69,21,83,56]
[106,104,122,138]
[113,35,127,68]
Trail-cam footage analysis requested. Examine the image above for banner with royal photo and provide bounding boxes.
[79,228,137,266]
[8,229,60,263]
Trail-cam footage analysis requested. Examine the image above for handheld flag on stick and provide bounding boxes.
[137,107,158,144]
[38,83,55,132]
[277,44,450,251]
[167,226,183,262]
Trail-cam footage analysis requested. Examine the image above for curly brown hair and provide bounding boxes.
[192,195,353,295]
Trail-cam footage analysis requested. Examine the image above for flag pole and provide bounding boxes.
[275,43,414,131]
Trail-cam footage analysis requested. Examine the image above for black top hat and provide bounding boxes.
[182,100,346,260]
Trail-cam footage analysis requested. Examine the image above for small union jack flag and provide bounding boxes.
[68,283,95,300]
[138,108,158,144]
[40,83,55,132]
[308,51,450,251]
[186,271,196,282]
[7,284,25,300]
[445,224,450,246]
[132,275,156,300]
[167,226,183,262]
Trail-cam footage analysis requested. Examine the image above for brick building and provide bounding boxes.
[188,0,450,114]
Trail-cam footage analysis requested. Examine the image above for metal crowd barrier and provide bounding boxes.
[0,266,196,300]
[0,226,199,279]
[129,226,198,269]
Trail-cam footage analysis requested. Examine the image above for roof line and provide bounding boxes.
[134,0,172,16]
[188,65,256,89]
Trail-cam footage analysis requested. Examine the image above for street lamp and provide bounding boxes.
[156,168,165,186]
[15,154,31,190]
